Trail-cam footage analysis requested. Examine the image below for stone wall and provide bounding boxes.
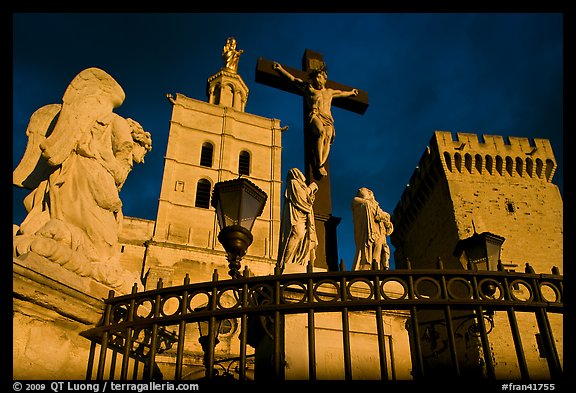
[13,254,109,379]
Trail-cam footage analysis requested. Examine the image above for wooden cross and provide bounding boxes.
[256,49,369,271]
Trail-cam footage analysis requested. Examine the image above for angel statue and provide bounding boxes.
[13,67,152,291]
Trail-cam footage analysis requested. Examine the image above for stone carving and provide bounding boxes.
[272,62,358,178]
[13,67,152,289]
[222,37,244,73]
[351,187,393,270]
[277,168,318,272]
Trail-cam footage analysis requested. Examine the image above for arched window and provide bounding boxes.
[474,154,483,174]
[496,156,503,176]
[536,158,544,178]
[200,142,214,167]
[195,179,211,209]
[545,159,555,182]
[464,153,473,173]
[238,150,251,176]
[443,152,452,172]
[515,157,524,177]
[454,153,462,173]
[485,155,493,175]
[505,156,514,176]
[526,158,534,178]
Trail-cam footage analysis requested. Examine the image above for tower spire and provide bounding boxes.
[206,37,249,111]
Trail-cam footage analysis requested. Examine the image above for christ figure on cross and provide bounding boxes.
[273,62,359,178]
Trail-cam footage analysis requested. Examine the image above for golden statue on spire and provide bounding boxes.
[222,37,244,73]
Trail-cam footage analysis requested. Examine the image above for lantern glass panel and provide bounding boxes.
[219,190,242,227]
[467,243,488,270]
[486,236,504,270]
[239,189,266,230]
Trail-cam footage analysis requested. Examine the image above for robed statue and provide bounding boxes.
[277,168,318,272]
[222,37,244,73]
[351,187,393,270]
[13,67,152,290]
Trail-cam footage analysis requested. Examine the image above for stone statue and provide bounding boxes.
[13,67,152,289]
[222,37,244,73]
[277,168,318,272]
[351,187,394,271]
[273,62,358,178]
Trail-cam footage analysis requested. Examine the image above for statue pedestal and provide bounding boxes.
[13,253,114,379]
[283,263,327,274]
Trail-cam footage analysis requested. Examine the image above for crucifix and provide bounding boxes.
[256,49,369,271]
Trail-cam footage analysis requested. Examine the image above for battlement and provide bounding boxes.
[434,131,557,182]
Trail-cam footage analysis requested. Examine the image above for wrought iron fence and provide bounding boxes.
[81,260,562,381]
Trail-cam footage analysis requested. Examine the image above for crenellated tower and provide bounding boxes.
[391,130,562,275]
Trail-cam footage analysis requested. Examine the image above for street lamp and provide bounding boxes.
[211,177,268,279]
[454,231,505,271]
[454,230,505,296]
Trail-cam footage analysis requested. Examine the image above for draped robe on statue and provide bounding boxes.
[351,187,393,271]
[277,168,318,271]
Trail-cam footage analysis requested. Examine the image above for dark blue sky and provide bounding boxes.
[12,13,564,270]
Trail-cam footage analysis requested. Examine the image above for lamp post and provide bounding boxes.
[211,177,268,279]
[454,230,505,296]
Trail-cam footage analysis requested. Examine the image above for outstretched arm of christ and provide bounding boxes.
[273,62,306,88]
[332,88,359,98]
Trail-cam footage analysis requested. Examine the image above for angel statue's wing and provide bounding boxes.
[13,104,62,189]
[39,67,126,166]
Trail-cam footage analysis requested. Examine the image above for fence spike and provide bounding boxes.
[405,258,412,270]
[307,260,313,273]
[525,263,535,274]
[213,269,219,281]
[184,273,190,285]
[436,257,444,270]
[551,266,560,275]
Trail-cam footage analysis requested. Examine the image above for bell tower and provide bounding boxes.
[141,38,283,287]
